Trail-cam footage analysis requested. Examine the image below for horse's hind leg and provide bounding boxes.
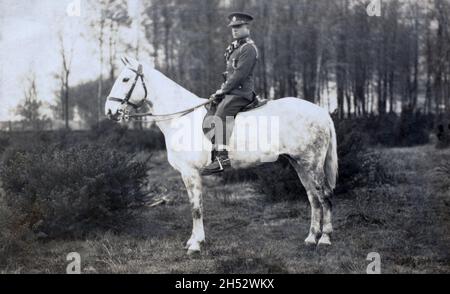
[304,170,333,246]
[318,195,333,246]
[285,156,322,245]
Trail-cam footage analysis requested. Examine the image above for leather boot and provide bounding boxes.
[200,150,231,175]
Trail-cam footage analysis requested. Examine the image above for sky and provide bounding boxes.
[0,0,114,121]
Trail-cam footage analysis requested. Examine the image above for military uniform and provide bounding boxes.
[214,37,259,147]
[221,37,259,100]
[201,12,258,175]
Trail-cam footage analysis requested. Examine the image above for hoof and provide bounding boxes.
[185,238,205,250]
[186,241,202,255]
[187,248,201,256]
[318,234,332,246]
[184,241,192,249]
[304,234,317,246]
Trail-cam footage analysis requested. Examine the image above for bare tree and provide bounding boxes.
[57,32,74,130]
[17,72,46,130]
[85,1,130,125]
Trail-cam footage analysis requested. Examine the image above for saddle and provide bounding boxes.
[241,95,268,112]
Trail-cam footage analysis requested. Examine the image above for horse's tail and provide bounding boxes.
[324,116,338,191]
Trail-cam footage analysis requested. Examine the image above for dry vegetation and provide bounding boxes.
[1,144,448,274]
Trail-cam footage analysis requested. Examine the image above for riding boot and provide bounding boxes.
[200,150,231,175]
[211,149,218,162]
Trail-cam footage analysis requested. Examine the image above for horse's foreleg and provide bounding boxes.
[181,171,205,253]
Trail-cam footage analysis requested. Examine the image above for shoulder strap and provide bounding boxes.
[239,41,259,59]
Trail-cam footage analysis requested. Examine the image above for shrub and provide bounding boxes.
[435,114,450,149]
[253,157,307,202]
[221,166,259,184]
[363,113,398,146]
[0,133,10,154]
[396,109,431,146]
[90,119,166,152]
[0,120,165,159]
[0,142,151,239]
[219,157,306,203]
[334,117,389,194]
[338,111,433,147]
[0,193,34,266]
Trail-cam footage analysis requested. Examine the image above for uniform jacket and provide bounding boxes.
[220,37,258,100]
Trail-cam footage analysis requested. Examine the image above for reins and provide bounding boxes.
[124,99,213,122]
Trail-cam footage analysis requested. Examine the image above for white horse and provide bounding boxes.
[105,57,338,254]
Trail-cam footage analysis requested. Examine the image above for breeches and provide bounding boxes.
[213,95,252,147]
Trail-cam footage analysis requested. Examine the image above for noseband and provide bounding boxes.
[108,64,148,109]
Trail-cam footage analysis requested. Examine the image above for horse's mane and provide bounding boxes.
[144,63,202,101]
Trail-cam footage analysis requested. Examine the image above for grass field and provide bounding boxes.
[1,144,449,274]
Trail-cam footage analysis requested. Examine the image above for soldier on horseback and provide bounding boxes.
[200,12,259,176]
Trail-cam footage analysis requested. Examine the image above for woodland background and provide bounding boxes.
[5,0,450,130]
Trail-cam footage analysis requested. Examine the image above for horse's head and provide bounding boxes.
[105,56,149,121]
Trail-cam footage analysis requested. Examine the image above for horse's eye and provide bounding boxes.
[122,77,130,82]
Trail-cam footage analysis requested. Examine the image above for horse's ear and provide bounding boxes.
[137,64,143,74]
[120,56,128,66]
[124,56,140,68]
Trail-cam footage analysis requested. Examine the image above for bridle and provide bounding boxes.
[107,62,213,122]
[107,64,148,109]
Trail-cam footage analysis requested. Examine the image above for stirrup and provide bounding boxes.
[217,157,227,171]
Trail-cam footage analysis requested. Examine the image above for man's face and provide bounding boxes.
[231,24,250,39]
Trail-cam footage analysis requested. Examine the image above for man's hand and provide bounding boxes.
[214,89,225,97]
[209,89,225,103]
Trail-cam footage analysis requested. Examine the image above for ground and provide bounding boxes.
[2,144,449,273]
